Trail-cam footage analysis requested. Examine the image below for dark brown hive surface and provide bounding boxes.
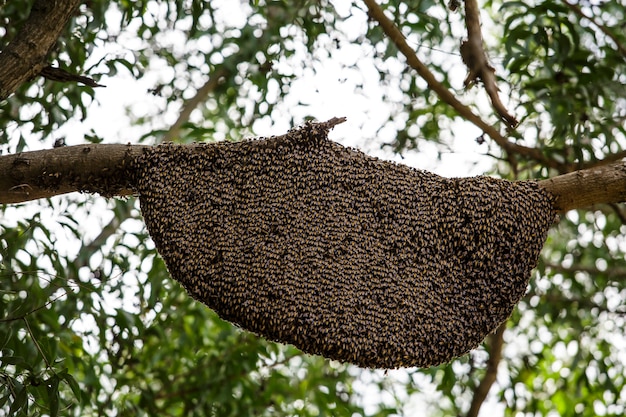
[132,122,556,368]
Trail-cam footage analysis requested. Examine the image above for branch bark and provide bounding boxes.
[0,0,82,100]
[466,322,505,417]
[40,65,105,88]
[538,159,626,212]
[461,0,518,127]
[0,137,624,209]
[0,144,148,204]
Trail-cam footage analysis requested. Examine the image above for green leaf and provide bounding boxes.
[46,375,60,417]
[8,383,27,415]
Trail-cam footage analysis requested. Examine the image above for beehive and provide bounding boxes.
[131,120,556,368]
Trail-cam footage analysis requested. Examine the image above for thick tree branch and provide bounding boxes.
[538,159,626,212]
[466,322,505,417]
[362,0,559,169]
[0,144,148,204]
[0,0,82,100]
[0,119,346,204]
[1,129,624,210]
[461,0,518,127]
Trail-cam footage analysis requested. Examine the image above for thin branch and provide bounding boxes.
[161,67,228,142]
[526,290,626,315]
[23,317,53,369]
[0,290,67,322]
[544,263,626,281]
[609,203,626,224]
[40,65,105,88]
[362,0,560,169]
[577,149,626,171]
[466,322,505,417]
[461,0,518,127]
[562,0,626,60]
[0,0,82,100]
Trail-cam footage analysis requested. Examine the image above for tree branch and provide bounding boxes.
[0,119,346,204]
[0,144,148,204]
[577,149,626,171]
[538,159,626,212]
[544,263,626,282]
[40,65,105,88]
[161,67,228,142]
[1,127,624,210]
[609,203,626,224]
[525,290,626,315]
[362,0,559,169]
[461,0,518,127]
[466,322,505,417]
[0,0,82,100]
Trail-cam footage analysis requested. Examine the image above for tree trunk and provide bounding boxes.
[0,0,82,100]
[0,143,624,210]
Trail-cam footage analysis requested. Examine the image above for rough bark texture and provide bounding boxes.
[538,160,626,212]
[0,144,147,204]
[0,0,81,100]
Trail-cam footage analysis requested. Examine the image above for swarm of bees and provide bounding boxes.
[131,121,556,368]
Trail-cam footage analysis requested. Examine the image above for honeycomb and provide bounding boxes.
[131,120,556,368]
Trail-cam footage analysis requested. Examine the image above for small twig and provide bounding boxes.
[545,262,626,281]
[577,149,626,171]
[562,0,626,60]
[23,317,53,369]
[161,67,229,142]
[0,292,67,323]
[318,116,347,131]
[526,290,626,315]
[40,65,105,88]
[461,0,518,127]
[466,322,505,417]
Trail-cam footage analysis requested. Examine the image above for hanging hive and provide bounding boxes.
[131,119,556,369]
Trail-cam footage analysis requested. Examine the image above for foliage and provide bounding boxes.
[1,0,626,416]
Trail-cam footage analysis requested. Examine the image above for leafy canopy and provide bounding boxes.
[1,0,625,416]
